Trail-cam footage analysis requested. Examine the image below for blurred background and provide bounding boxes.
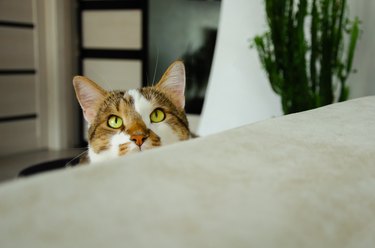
[0,0,220,157]
[0,0,374,179]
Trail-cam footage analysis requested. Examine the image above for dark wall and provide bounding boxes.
[148,0,221,113]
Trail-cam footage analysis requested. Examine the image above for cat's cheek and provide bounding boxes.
[150,122,180,145]
[111,132,131,146]
[111,133,140,155]
[141,142,157,151]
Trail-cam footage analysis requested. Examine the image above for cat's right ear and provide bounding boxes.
[155,61,186,109]
[73,76,107,124]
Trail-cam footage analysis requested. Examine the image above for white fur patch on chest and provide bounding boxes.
[88,133,139,164]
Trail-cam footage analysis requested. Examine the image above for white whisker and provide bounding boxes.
[65,150,88,167]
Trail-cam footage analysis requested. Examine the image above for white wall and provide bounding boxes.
[198,0,282,136]
[149,0,220,82]
[199,0,375,136]
[348,0,375,98]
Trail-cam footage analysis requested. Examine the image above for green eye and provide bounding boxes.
[107,115,123,129]
[150,108,166,123]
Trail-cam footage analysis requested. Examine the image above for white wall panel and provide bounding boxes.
[0,27,35,69]
[0,0,33,23]
[0,0,40,156]
[0,119,39,156]
[83,10,142,49]
[198,0,282,136]
[0,75,36,117]
[347,0,375,98]
[83,58,142,90]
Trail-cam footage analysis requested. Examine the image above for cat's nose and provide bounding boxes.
[130,134,148,147]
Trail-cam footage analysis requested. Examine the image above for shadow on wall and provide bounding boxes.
[148,0,221,114]
[182,28,217,114]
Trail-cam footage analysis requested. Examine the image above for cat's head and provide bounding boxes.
[73,61,191,164]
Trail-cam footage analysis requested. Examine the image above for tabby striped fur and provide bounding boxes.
[73,61,191,164]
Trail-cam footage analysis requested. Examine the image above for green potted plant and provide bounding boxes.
[253,0,361,114]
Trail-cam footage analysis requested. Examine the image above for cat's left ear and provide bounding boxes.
[73,76,107,124]
[156,61,186,109]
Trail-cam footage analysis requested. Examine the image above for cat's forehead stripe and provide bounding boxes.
[122,91,134,105]
[127,89,153,119]
[126,89,138,100]
[127,89,142,111]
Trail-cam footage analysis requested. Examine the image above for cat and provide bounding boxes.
[73,61,193,165]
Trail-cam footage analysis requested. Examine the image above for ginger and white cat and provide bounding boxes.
[73,61,192,164]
